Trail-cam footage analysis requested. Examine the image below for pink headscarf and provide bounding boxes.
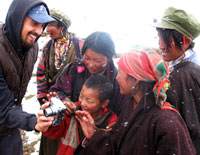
[118,46,178,112]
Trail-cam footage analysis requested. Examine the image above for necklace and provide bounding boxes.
[54,33,72,70]
[57,36,67,42]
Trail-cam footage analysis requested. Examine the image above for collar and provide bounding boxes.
[168,49,198,72]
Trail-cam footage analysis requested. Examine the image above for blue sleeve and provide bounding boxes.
[0,66,37,131]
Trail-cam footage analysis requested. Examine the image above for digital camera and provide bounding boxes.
[43,97,66,127]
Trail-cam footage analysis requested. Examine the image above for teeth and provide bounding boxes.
[30,34,36,39]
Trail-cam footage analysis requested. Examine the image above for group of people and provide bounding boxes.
[0,0,200,155]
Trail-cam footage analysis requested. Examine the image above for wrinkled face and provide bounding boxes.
[83,48,108,75]
[116,67,132,95]
[79,85,103,119]
[158,31,183,62]
[21,16,44,49]
[46,23,63,39]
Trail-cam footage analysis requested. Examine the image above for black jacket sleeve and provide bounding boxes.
[0,66,37,131]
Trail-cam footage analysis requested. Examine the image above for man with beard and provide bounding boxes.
[0,0,56,154]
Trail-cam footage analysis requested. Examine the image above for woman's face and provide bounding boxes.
[46,23,63,40]
[83,48,108,75]
[116,68,132,95]
[158,31,183,62]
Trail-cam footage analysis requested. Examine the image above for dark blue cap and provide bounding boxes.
[28,5,55,24]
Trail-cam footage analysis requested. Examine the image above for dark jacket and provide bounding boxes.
[0,0,49,134]
[75,92,195,155]
[167,61,200,154]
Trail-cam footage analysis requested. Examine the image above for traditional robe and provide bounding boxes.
[75,92,195,155]
[167,61,200,154]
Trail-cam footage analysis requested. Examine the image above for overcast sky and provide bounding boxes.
[1,0,200,53]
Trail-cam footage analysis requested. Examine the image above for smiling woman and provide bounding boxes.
[49,31,128,116]
[83,49,108,75]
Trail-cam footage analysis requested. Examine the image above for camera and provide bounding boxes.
[43,97,66,127]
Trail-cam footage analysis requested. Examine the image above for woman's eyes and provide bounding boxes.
[84,57,103,63]
[95,60,103,63]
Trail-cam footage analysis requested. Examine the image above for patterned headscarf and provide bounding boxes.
[118,46,178,112]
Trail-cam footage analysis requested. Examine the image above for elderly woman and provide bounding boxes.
[49,31,128,116]
[36,8,83,155]
[37,8,83,105]
[75,46,195,155]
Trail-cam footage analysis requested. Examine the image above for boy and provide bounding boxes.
[42,75,117,155]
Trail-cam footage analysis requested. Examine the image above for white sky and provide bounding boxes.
[1,0,200,53]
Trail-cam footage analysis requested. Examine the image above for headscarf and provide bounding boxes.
[118,46,178,113]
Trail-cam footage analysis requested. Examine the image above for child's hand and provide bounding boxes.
[40,92,58,105]
[75,110,96,139]
[47,92,58,101]
[63,97,76,116]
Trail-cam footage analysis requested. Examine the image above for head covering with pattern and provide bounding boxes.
[118,46,178,113]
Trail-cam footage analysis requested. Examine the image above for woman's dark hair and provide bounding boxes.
[157,28,195,51]
[84,75,113,103]
[54,18,67,32]
[138,81,156,94]
[82,31,116,58]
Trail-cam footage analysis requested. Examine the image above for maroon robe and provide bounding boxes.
[75,92,195,155]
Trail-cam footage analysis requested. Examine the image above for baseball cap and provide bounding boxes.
[156,7,200,40]
[28,5,56,24]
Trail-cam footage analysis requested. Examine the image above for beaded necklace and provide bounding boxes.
[54,33,72,70]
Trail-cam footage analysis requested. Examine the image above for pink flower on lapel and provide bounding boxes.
[77,66,85,73]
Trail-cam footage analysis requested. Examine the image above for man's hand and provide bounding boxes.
[35,102,54,132]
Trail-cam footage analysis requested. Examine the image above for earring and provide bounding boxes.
[60,31,63,36]
[131,85,135,91]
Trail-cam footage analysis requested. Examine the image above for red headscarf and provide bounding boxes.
[118,46,178,112]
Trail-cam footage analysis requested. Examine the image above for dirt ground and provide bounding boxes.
[21,130,40,155]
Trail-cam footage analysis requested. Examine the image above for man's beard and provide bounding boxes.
[21,32,40,49]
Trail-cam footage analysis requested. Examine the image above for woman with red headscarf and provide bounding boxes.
[75,46,195,155]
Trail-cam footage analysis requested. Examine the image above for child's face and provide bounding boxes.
[79,85,103,119]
